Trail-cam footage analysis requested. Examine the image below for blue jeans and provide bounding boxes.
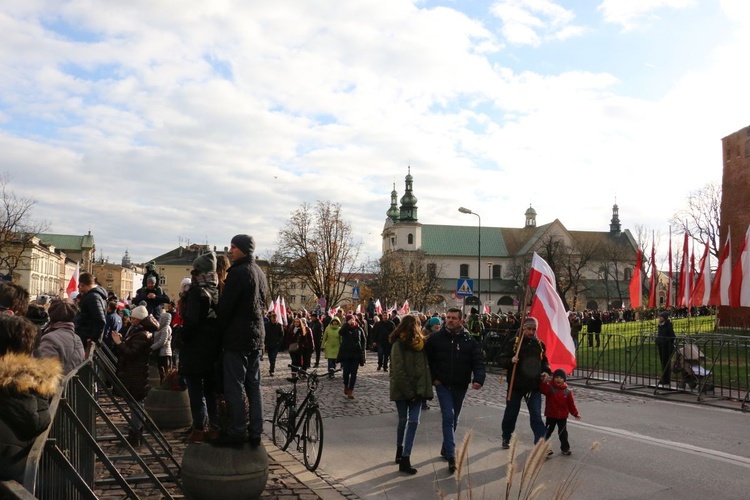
[435,384,467,459]
[184,374,219,431]
[223,350,263,439]
[501,389,545,444]
[340,358,360,390]
[327,358,337,374]
[395,399,422,457]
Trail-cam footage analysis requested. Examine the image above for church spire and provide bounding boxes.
[610,200,621,234]
[386,182,400,222]
[399,166,418,222]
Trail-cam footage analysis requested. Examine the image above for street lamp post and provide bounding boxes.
[458,207,480,305]
[487,261,493,313]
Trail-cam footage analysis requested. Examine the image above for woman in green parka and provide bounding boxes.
[321,316,342,379]
[389,314,433,475]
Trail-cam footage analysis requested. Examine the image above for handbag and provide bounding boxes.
[288,342,300,353]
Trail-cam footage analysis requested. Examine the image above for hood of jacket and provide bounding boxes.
[0,352,63,397]
[87,285,108,302]
[159,312,172,329]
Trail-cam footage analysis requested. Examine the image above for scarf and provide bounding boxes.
[400,331,424,351]
[195,271,218,287]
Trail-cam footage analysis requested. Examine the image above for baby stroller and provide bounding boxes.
[672,342,713,392]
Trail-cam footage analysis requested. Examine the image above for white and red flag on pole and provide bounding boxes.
[398,300,410,315]
[667,228,673,307]
[329,305,340,316]
[355,304,361,314]
[729,225,750,308]
[66,262,79,297]
[280,297,288,325]
[483,303,490,315]
[628,249,643,308]
[529,252,556,289]
[647,240,657,309]
[268,299,276,314]
[709,232,732,306]
[374,299,382,314]
[690,242,711,307]
[677,233,691,308]
[529,273,576,374]
[274,296,283,322]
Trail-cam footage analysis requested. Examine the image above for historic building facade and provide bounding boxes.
[382,170,639,313]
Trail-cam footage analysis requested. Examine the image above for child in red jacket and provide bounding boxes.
[540,368,581,456]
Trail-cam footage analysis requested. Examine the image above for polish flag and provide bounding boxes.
[66,262,80,297]
[690,242,711,307]
[729,225,750,308]
[268,299,276,314]
[667,229,673,307]
[398,300,410,315]
[677,234,691,308]
[709,233,732,306]
[374,299,382,314]
[647,241,657,309]
[280,297,288,325]
[391,302,398,314]
[529,275,576,374]
[483,303,490,315]
[529,252,556,289]
[274,296,283,322]
[628,249,643,308]
[329,305,340,316]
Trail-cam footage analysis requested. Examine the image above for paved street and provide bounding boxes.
[261,350,750,499]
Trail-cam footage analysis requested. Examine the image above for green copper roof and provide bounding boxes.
[421,225,508,257]
[38,233,95,251]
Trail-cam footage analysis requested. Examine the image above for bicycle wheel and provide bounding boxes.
[302,407,324,471]
[272,397,291,448]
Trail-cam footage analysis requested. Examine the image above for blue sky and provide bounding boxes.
[1,0,747,266]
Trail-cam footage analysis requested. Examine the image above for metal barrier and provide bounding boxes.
[13,345,182,499]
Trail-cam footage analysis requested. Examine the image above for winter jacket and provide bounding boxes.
[657,319,675,340]
[424,327,486,389]
[0,353,62,482]
[321,323,342,359]
[498,335,552,394]
[540,380,579,419]
[133,286,170,318]
[310,319,323,349]
[372,319,395,352]
[75,285,108,343]
[288,327,315,352]
[34,321,85,375]
[217,254,269,352]
[264,321,284,351]
[337,324,367,363]
[115,326,153,401]
[179,284,220,376]
[151,313,173,357]
[389,339,434,402]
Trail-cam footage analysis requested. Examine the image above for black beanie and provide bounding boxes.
[231,234,255,256]
[193,251,217,273]
[553,369,567,381]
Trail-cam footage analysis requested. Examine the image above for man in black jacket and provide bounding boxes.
[211,234,269,447]
[498,317,551,449]
[75,272,107,345]
[425,307,485,474]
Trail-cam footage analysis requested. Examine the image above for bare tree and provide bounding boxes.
[371,250,444,312]
[273,201,364,308]
[0,174,49,277]
[670,182,721,258]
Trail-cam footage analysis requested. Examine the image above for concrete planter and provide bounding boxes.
[144,388,192,429]
[182,442,269,500]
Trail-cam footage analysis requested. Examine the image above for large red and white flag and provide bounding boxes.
[647,240,657,309]
[677,234,691,308]
[274,296,283,322]
[667,228,673,307]
[690,242,711,307]
[729,225,750,308]
[268,299,276,314]
[628,249,643,308]
[280,297,288,325]
[483,303,490,315]
[528,252,556,289]
[65,262,80,297]
[398,300,410,315]
[374,299,382,314]
[709,233,732,306]
[529,275,576,374]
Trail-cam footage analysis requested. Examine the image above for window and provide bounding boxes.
[107,281,113,289]
[300,295,306,304]
[492,264,502,279]
[159,276,167,286]
[300,282,306,289]
[107,271,113,279]
[289,282,297,290]
[427,263,437,278]
[407,233,414,245]
[460,264,469,278]
[290,295,297,304]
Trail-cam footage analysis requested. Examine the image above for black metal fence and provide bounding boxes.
[484,329,750,411]
[7,346,181,499]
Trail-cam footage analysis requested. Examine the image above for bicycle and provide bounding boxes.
[272,365,337,471]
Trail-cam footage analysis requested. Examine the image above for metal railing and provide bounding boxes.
[10,345,182,499]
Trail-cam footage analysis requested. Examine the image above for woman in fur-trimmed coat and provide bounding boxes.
[1,347,63,482]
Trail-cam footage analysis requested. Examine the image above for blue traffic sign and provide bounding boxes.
[352,286,360,300]
[456,279,474,297]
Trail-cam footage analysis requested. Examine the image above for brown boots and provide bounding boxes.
[344,388,354,399]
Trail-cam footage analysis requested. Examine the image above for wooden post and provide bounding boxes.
[507,284,531,401]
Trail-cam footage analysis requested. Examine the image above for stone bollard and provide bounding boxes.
[181,442,269,500]
[144,388,192,429]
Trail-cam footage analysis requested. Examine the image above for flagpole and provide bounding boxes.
[507,284,531,402]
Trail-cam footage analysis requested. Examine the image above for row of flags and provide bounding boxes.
[629,225,750,309]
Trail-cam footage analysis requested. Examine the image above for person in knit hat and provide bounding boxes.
[34,298,85,375]
[133,274,170,318]
[211,236,269,447]
[540,368,581,456]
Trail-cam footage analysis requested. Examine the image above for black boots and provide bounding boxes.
[395,445,403,463]
[126,428,142,447]
[448,457,457,474]
[399,456,417,475]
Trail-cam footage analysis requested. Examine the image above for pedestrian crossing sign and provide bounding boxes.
[456,279,474,297]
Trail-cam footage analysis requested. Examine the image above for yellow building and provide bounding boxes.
[92,262,135,301]
[0,235,66,299]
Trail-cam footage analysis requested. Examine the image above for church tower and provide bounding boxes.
[399,166,418,222]
[525,205,537,228]
[381,167,422,253]
[610,202,621,235]
[387,183,400,223]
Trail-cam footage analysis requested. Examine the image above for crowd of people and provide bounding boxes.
[0,234,591,483]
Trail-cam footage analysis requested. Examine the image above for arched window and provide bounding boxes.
[407,233,414,245]
[460,264,469,277]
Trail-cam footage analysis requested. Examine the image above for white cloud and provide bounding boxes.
[597,0,696,30]
[490,0,584,46]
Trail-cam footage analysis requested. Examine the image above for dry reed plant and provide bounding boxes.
[549,440,602,499]
[454,430,473,499]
